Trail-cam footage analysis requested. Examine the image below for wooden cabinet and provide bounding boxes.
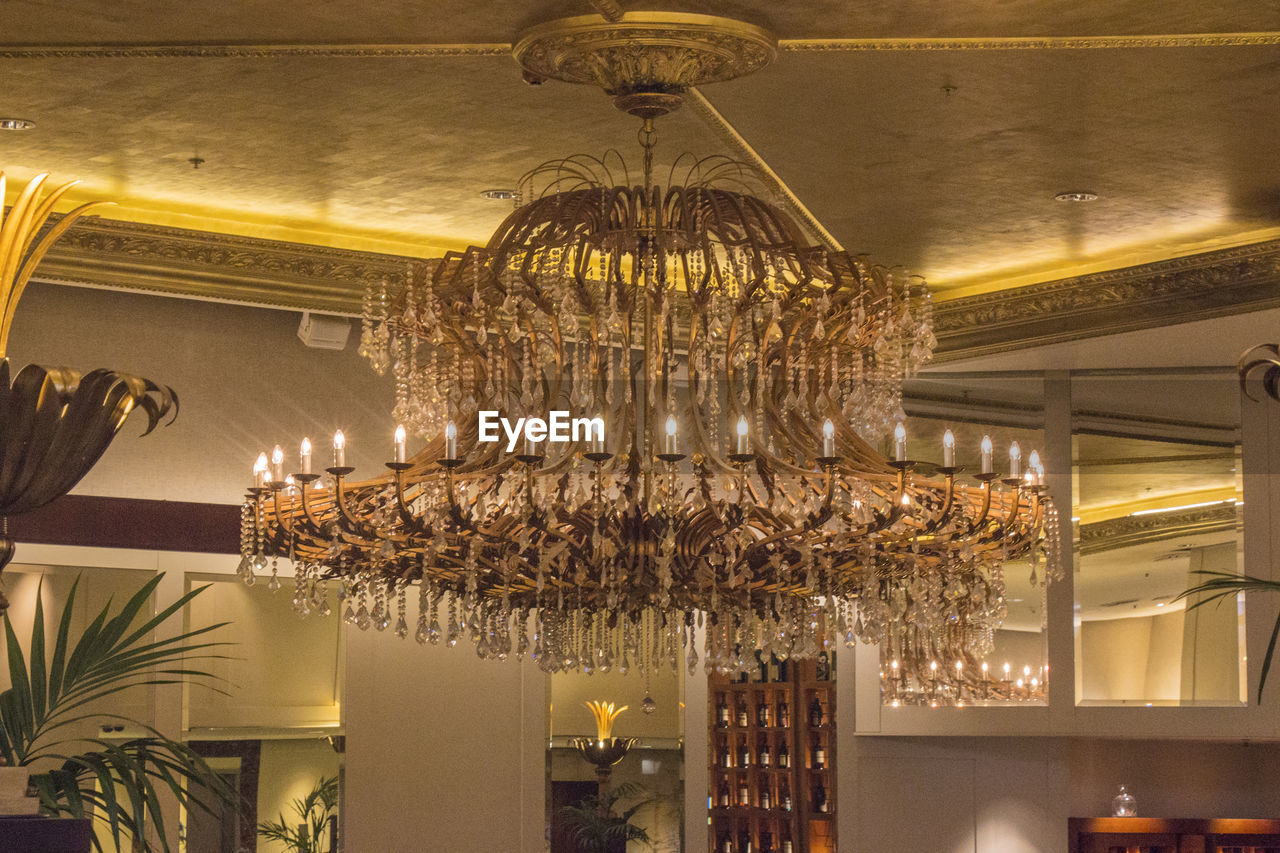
[709,654,835,853]
[1069,818,1280,853]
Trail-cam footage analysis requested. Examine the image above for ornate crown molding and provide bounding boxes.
[35,217,405,314]
[933,240,1280,362]
[32,218,1280,362]
[1077,503,1237,556]
[0,43,510,59]
[781,32,1280,52]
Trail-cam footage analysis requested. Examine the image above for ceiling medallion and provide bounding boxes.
[513,12,777,117]
[242,12,1062,701]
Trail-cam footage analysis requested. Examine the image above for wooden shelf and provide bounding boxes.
[1069,817,1280,853]
[709,653,835,853]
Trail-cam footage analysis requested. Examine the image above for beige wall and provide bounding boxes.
[1079,613,1184,703]
[185,578,342,730]
[342,622,546,853]
[840,736,1280,853]
[1181,542,1243,703]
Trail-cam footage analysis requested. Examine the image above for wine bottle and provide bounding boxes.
[816,650,830,680]
[814,780,829,814]
[757,696,770,727]
[737,740,750,768]
[754,649,767,682]
[813,737,826,769]
[780,781,792,812]
[777,697,790,728]
[720,834,734,853]
[736,700,749,728]
[760,831,774,853]
[718,779,731,808]
[781,841,793,853]
[738,830,753,853]
[716,695,730,727]
[758,781,772,809]
[738,777,750,807]
[758,739,771,767]
[777,741,790,769]
[808,697,824,727]
[720,741,734,769]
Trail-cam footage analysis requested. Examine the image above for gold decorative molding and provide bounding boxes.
[933,240,1280,362]
[31,218,1280,362]
[0,43,510,59]
[1077,504,1237,557]
[513,12,776,117]
[781,32,1280,51]
[4,32,1278,61]
[35,217,404,315]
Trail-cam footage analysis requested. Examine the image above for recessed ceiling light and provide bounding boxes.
[480,188,515,200]
[1054,191,1098,203]
[0,118,35,131]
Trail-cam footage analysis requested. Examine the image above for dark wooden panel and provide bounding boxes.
[7,494,240,554]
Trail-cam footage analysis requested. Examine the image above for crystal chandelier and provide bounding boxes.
[241,12,1062,679]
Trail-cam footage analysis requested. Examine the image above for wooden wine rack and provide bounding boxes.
[708,655,836,853]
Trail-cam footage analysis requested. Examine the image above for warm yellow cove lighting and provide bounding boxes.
[1130,499,1237,516]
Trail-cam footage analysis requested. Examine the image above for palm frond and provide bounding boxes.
[0,572,237,851]
[1179,569,1280,704]
[257,774,339,853]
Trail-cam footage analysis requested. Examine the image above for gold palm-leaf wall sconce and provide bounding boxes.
[0,172,178,612]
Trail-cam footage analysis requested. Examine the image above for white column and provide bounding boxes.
[683,621,708,853]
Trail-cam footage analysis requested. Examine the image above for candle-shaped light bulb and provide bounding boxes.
[981,661,989,677]
[1028,449,1043,485]
[664,414,678,455]
[300,437,312,475]
[891,659,899,672]
[1023,665,1031,678]
[445,420,458,460]
[333,430,346,468]
[394,424,407,464]
[735,415,750,455]
[942,428,955,468]
[930,660,938,674]
[980,435,993,474]
[270,445,284,483]
[253,452,269,489]
[1009,441,1022,478]
[955,660,963,673]
[591,417,606,455]
[893,421,907,461]
[1003,661,1011,678]
[822,418,836,458]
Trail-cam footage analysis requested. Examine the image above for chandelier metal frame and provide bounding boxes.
[241,12,1063,692]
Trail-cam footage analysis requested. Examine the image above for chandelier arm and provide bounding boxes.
[328,474,381,540]
[390,470,431,536]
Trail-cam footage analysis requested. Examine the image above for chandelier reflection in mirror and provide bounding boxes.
[239,11,1063,701]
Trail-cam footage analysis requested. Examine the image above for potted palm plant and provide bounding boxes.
[559,782,654,853]
[0,572,235,852]
[257,774,339,852]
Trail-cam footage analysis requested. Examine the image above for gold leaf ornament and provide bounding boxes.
[585,700,628,742]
